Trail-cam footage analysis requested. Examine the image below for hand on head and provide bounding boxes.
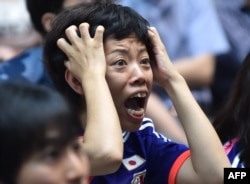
[148,27,180,88]
[57,23,106,84]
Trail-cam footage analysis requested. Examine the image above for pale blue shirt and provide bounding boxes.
[120,0,229,60]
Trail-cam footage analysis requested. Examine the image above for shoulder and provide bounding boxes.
[122,118,172,146]
[138,118,171,141]
[224,138,245,168]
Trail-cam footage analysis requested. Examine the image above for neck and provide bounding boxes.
[80,112,87,130]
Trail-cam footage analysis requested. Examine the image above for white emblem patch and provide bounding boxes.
[122,155,145,171]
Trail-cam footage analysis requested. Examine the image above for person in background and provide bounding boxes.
[211,0,250,116]
[0,0,113,86]
[0,82,90,183]
[213,52,250,168]
[0,0,41,62]
[0,0,49,85]
[44,2,230,183]
[26,0,113,38]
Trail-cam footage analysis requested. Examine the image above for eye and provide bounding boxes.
[72,141,81,153]
[113,59,126,66]
[140,58,151,66]
[43,148,62,162]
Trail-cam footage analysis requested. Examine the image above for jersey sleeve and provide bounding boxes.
[168,150,190,184]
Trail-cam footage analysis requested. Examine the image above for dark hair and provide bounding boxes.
[213,51,250,167]
[44,2,152,113]
[25,0,115,36]
[0,82,81,183]
[26,0,65,36]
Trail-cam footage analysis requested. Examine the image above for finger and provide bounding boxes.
[148,27,162,46]
[79,23,90,40]
[57,38,73,56]
[64,60,71,70]
[148,27,169,56]
[65,25,79,45]
[94,25,105,43]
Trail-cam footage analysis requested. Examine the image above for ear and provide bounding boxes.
[41,12,57,33]
[65,69,84,95]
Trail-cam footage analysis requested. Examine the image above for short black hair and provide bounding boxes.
[25,0,115,36]
[26,0,65,36]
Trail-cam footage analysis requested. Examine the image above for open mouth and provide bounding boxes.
[125,92,147,117]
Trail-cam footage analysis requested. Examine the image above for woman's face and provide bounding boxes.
[16,130,89,184]
[104,35,153,132]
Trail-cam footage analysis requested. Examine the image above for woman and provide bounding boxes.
[214,51,250,168]
[0,82,89,183]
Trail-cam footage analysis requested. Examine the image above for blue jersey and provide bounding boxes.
[224,138,244,168]
[0,46,52,87]
[90,118,190,184]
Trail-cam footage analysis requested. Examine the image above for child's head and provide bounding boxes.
[44,2,154,123]
[26,0,114,36]
[0,82,88,183]
[26,0,66,36]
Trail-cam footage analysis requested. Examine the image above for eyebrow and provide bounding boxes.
[109,47,148,55]
[41,136,71,150]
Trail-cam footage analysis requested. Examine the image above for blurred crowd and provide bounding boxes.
[0,0,250,183]
[0,0,42,62]
[1,0,249,117]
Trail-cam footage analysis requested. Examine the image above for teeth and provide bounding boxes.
[128,108,144,116]
[132,92,146,98]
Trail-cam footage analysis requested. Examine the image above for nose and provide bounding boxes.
[129,63,147,85]
[65,150,89,182]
